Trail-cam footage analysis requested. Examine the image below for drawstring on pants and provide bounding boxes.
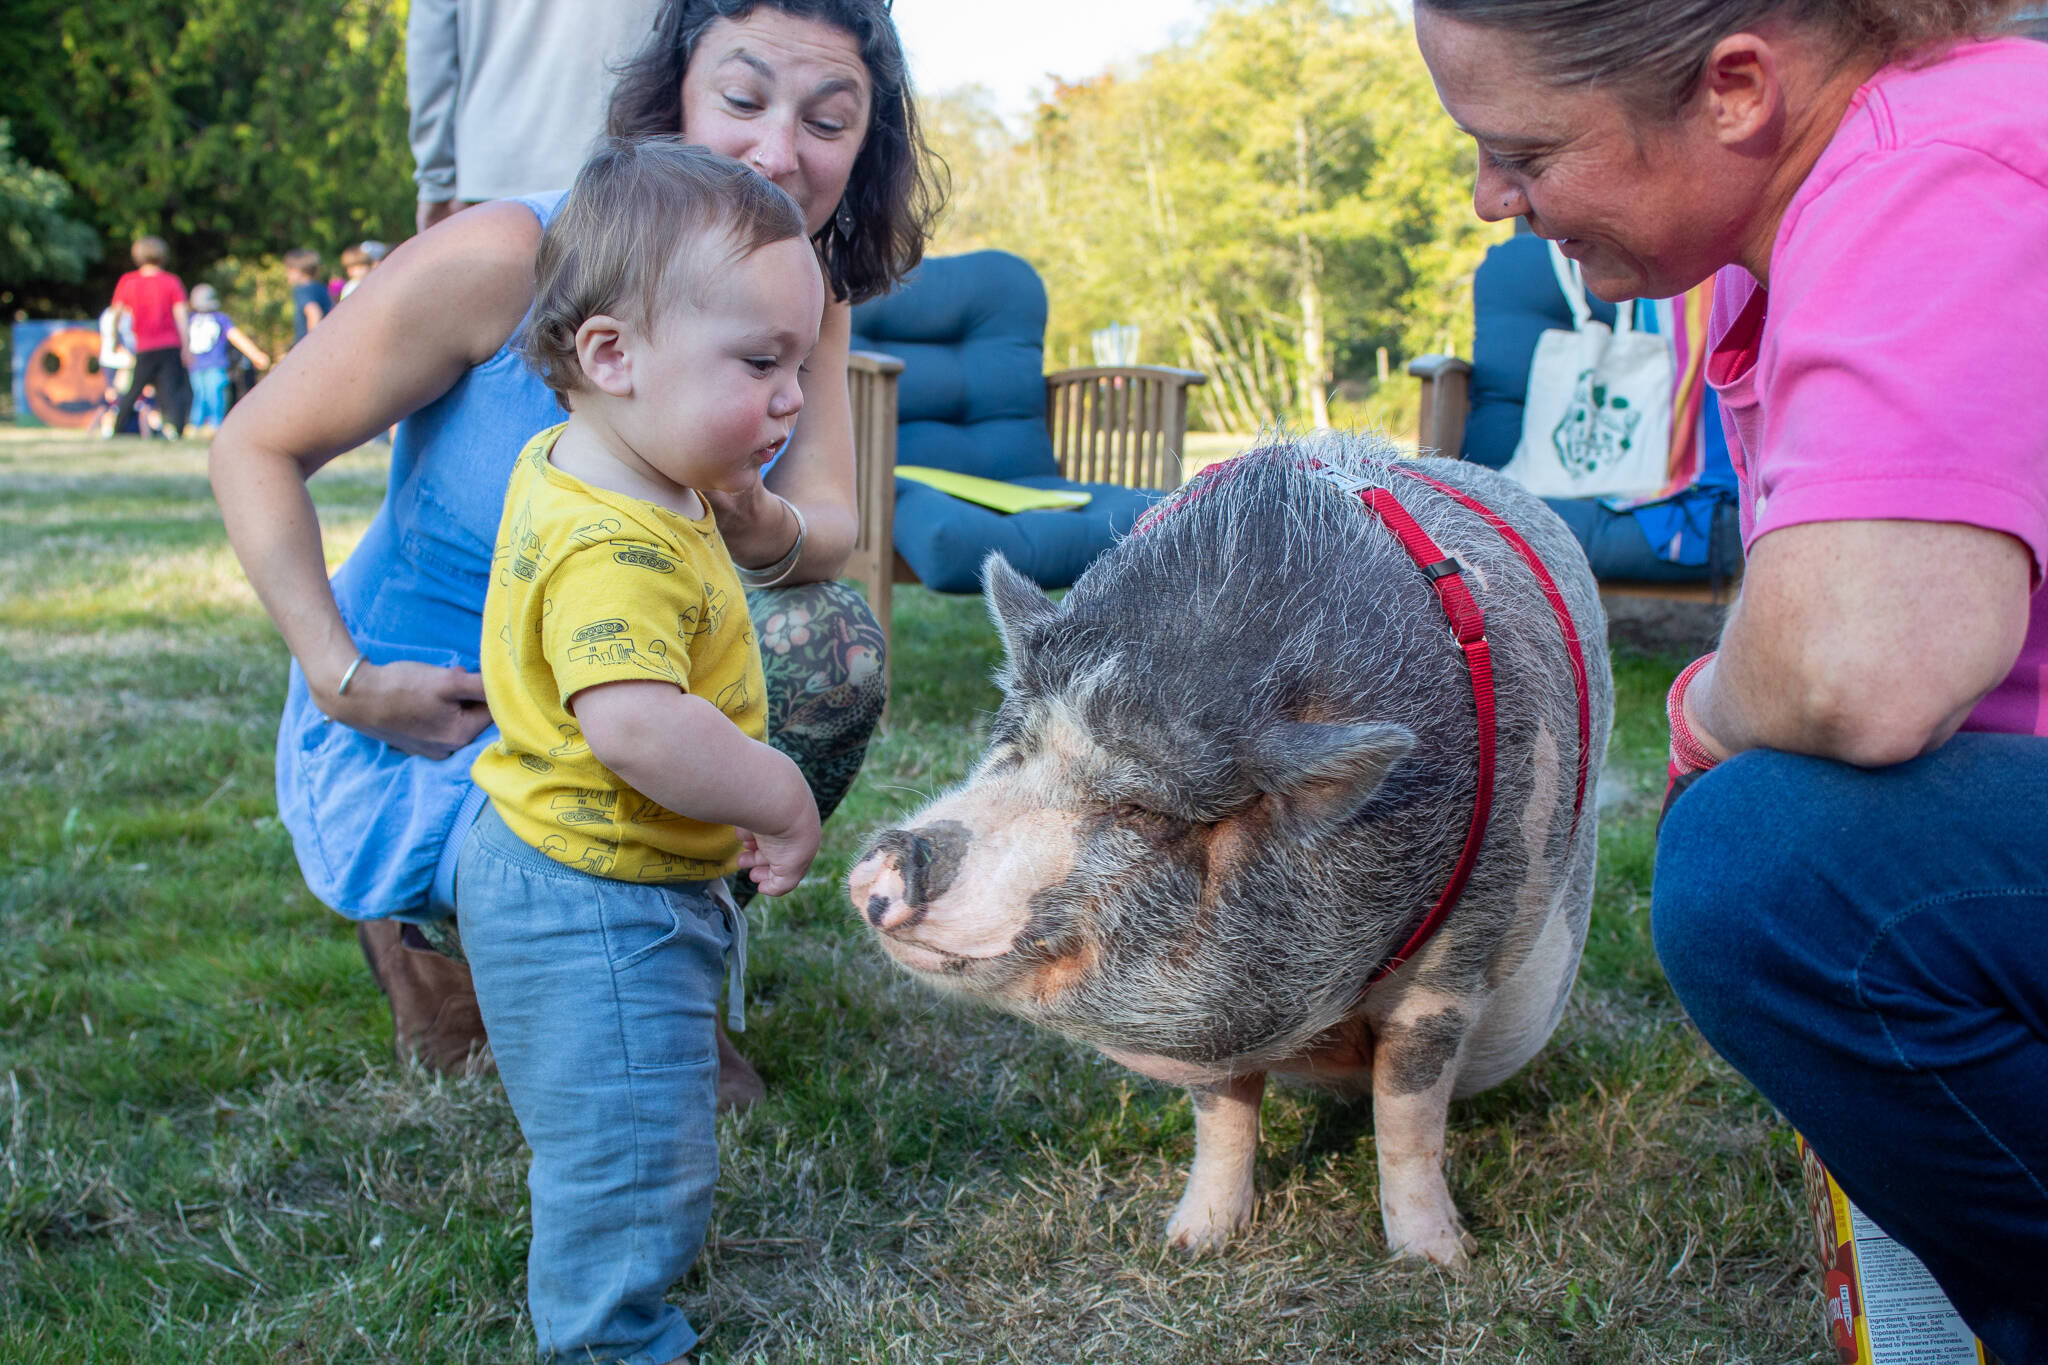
[708,879,748,1032]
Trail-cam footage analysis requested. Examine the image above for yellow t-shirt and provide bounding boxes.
[473,424,766,882]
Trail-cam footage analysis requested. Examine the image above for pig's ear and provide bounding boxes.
[982,552,1059,669]
[1244,721,1414,837]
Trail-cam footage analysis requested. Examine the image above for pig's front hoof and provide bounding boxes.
[1386,1222,1478,1273]
[1380,1164,1477,1272]
[1165,1189,1254,1253]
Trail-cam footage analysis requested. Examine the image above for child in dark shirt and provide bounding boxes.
[284,248,331,345]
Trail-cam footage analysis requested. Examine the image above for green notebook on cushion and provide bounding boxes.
[896,465,1092,514]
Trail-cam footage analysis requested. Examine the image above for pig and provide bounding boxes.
[847,431,1612,1269]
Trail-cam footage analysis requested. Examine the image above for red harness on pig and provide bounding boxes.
[1131,455,1593,988]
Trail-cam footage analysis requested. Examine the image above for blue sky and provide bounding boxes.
[890,0,1213,127]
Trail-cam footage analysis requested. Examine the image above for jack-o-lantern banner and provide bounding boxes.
[11,320,105,430]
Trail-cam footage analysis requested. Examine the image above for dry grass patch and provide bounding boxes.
[691,977,1821,1363]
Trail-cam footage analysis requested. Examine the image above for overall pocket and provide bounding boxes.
[285,639,493,919]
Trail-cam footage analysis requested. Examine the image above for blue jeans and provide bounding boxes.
[190,366,230,428]
[457,804,744,1364]
[1653,735,2048,1363]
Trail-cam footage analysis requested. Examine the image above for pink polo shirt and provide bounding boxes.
[1708,37,2048,735]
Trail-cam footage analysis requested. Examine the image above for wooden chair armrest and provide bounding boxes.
[848,349,905,379]
[1598,573,1743,608]
[846,349,904,713]
[1045,366,1210,490]
[1406,353,1472,459]
[1404,354,1472,382]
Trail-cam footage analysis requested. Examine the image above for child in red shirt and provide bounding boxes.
[108,236,192,439]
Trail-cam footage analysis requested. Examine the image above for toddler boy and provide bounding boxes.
[458,137,823,1364]
[94,304,135,437]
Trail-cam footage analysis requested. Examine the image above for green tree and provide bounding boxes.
[0,119,100,287]
[0,0,412,312]
[921,85,1038,256]
[932,0,1501,432]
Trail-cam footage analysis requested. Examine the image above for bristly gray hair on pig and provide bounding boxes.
[971,429,1611,1068]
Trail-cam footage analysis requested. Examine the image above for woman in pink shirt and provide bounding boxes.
[1415,1,2047,1355]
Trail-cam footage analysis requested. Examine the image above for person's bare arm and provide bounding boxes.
[209,202,543,758]
[225,325,272,371]
[174,300,192,361]
[576,681,821,894]
[707,297,861,582]
[1687,519,2033,768]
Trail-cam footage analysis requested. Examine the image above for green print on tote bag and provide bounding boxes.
[1501,240,1673,500]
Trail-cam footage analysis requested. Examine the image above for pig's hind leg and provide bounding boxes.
[1166,1071,1267,1251]
[1370,994,1481,1270]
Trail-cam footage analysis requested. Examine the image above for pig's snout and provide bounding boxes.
[848,838,924,932]
[847,822,971,935]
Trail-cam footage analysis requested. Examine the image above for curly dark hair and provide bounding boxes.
[1416,0,2032,113]
[607,0,943,305]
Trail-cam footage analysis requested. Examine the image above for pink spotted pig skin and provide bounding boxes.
[850,432,1611,1266]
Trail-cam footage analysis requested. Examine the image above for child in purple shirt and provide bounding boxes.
[184,284,272,432]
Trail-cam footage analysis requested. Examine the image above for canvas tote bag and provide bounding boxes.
[1501,240,1673,499]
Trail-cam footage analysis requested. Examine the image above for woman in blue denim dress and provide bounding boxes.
[211,0,941,1102]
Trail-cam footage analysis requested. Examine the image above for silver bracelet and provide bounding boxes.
[335,652,368,696]
[734,497,806,589]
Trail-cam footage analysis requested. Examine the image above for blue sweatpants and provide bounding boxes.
[1653,734,2048,1363]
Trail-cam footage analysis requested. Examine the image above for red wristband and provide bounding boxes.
[1667,653,1720,774]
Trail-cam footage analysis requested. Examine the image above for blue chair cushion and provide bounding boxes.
[1541,495,1741,585]
[852,250,1059,483]
[893,477,1162,595]
[854,249,1169,593]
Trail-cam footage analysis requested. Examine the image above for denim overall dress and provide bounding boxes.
[275,192,568,921]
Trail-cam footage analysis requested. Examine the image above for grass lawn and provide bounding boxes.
[1,427,1822,1363]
